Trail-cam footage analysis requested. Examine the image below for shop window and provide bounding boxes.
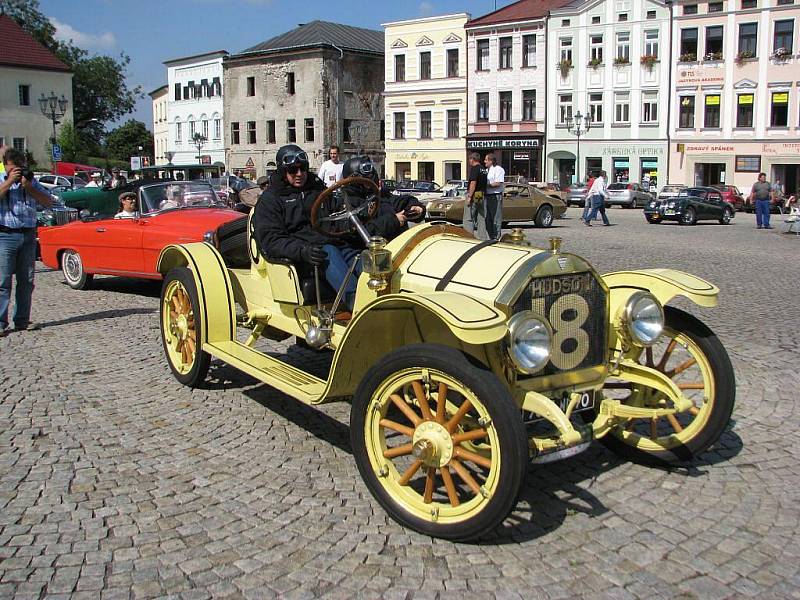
[447,110,459,138]
[739,23,758,57]
[499,37,513,69]
[679,96,695,128]
[523,90,536,121]
[394,112,405,139]
[736,94,754,127]
[420,52,431,80]
[705,26,724,58]
[499,91,512,121]
[447,49,459,77]
[419,111,432,139]
[704,95,721,128]
[680,28,698,60]
[477,39,489,70]
[589,93,603,123]
[613,158,630,183]
[477,93,489,121]
[522,35,536,67]
[771,92,789,127]
[774,20,794,53]
[395,55,405,81]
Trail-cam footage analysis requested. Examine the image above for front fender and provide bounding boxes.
[157,243,236,344]
[323,292,509,400]
[602,268,719,310]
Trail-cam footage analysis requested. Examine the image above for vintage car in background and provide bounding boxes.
[39,181,245,289]
[397,180,445,207]
[712,185,745,212]
[529,181,568,204]
[426,183,567,227]
[156,175,735,541]
[205,175,257,206]
[380,179,399,195]
[37,174,87,190]
[644,186,734,225]
[440,179,468,197]
[606,182,654,208]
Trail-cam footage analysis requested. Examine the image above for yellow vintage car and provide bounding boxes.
[157,176,734,541]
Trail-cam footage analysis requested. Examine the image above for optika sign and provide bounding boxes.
[467,139,540,149]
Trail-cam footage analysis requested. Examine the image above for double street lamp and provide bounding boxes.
[566,110,591,185]
[39,91,68,168]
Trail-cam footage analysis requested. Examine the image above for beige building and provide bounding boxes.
[224,21,384,178]
[0,15,73,168]
[149,85,169,165]
[383,13,470,183]
[669,0,800,196]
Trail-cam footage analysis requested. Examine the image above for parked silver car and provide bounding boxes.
[606,182,653,208]
[567,183,589,207]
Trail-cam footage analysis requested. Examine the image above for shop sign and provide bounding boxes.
[601,146,665,156]
[466,139,540,149]
[738,94,754,105]
[614,159,630,168]
[684,144,734,154]
[394,152,431,160]
[513,152,530,160]
[761,142,800,155]
[676,68,725,86]
[705,95,720,105]
[773,92,789,104]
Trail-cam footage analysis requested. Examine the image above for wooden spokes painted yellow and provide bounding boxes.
[162,280,197,374]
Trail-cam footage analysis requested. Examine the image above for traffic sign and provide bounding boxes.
[51,144,62,161]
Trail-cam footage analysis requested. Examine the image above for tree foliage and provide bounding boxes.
[105,120,154,162]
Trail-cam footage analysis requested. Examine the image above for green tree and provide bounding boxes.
[105,120,153,162]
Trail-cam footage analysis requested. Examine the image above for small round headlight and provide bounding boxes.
[507,311,552,374]
[42,209,54,220]
[623,292,664,346]
[203,230,217,246]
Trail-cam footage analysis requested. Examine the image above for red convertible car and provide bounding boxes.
[39,181,248,289]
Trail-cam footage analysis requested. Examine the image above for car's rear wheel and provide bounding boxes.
[160,267,210,387]
[719,208,732,225]
[680,207,697,226]
[535,205,554,228]
[351,344,528,541]
[61,249,93,290]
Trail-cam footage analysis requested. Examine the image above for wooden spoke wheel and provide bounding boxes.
[601,306,735,464]
[160,267,210,387]
[351,344,527,541]
[310,176,380,238]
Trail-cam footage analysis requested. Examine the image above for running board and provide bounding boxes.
[205,340,327,404]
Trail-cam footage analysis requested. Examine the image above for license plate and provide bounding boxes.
[665,210,676,215]
[557,390,595,414]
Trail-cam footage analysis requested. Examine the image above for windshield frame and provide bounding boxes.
[139,181,221,214]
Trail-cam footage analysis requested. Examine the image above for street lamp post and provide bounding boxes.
[192,133,207,164]
[566,110,591,185]
[38,91,68,171]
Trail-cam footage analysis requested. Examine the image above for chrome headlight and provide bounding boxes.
[667,201,675,208]
[203,230,217,246]
[42,209,54,220]
[506,311,552,374]
[622,292,664,346]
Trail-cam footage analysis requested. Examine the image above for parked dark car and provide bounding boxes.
[380,179,399,195]
[712,185,745,212]
[644,186,734,225]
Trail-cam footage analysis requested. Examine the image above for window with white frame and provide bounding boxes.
[499,37,513,69]
[447,110,459,138]
[522,90,536,120]
[642,93,658,122]
[189,120,196,137]
[176,121,182,144]
[559,94,573,124]
[419,111,432,139]
[616,32,631,62]
[477,39,490,70]
[614,92,630,123]
[476,93,489,121]
[202,120,209,139]
[214,118,221,140]
[644,30,659,57]
[12,138,25,152]
[560,37,573,63]
[589,93,603,123]
[522,34,536,67]
[590,35,604,63]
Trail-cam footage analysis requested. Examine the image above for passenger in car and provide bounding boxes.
[115,192,137,218]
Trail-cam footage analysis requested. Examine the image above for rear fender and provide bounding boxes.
[323,292,509,400]
[157,243,236,344]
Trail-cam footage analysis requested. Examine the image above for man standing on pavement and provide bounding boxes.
[749,172,774,229]
[317,145,344,188]
[0,147,54,336]
[583,170,610,226]
[464,152,488,240]
[484,153,505,240]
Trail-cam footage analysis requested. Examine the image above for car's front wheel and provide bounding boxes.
[351,344,528,541]
[535,205,554,227]
[61,249,93,290]
[719,208,732,225]
[680,207,697,226]
[160,267,210,387]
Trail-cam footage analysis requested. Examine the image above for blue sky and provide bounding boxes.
[40,0,511,130]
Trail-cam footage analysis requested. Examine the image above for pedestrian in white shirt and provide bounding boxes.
[583,170,610,226]
[484,153,505,240]
[317,145,343,188]
[85,172,103,188]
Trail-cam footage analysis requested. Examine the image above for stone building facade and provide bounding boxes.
[224,21,384,178]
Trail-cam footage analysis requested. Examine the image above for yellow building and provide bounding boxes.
[383,13,469,184]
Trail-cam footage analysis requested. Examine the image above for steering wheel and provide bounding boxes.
[310,176,380,238]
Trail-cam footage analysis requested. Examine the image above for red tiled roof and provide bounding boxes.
[0,15,70,72]
[466,0,574,28]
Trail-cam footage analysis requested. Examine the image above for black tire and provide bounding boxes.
[160,267,211,387]
[351,343,528,541]
[645,215,661,224]
[680,207,696,226]
[534,205,554,228]
[600,307,735,465]
[61,249,93,290]
[719,208,732,225]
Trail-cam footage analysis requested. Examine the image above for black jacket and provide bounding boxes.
[254,172,328,263]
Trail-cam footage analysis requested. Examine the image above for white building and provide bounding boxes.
[149,85,168,165]
[546,0,671,188]
[164,50,228,167]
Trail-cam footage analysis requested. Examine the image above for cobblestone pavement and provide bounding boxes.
[1,209,799,600]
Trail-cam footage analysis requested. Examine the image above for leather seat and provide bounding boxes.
[265,256,336,304]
